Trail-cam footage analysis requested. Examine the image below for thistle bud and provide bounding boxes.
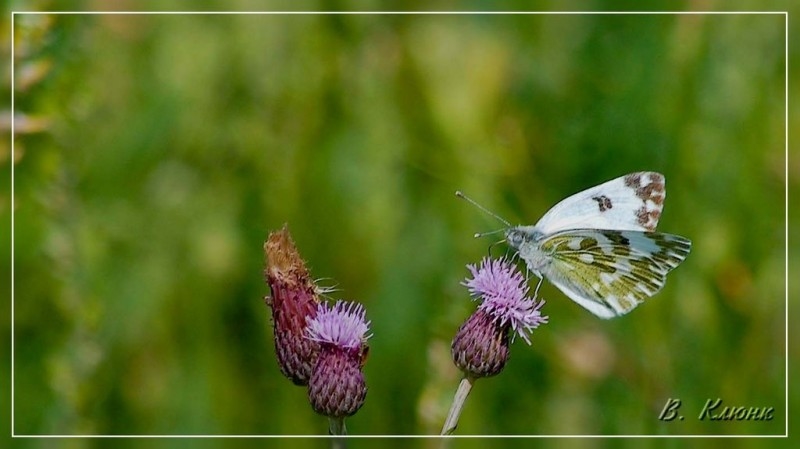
[306,301,371,418]
[452,308,511,377]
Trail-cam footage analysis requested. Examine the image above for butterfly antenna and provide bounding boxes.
[473,228,506,239]
[455,190,511,227]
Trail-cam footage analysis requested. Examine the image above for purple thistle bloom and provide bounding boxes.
[462,257,548,345]
[306,301,372,350]
[306,301,371,418]
[452,257,548,378]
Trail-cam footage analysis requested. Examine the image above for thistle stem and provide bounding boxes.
[328,417,346,449]
[441,376,475,435]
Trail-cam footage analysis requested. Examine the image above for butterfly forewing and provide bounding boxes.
[537,229,691,318]
[534,172,666,234]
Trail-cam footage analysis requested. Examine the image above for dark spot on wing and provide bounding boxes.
[591,195,613,212]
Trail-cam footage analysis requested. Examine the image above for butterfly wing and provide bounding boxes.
[536,229,691,319]
[534,172,667,234]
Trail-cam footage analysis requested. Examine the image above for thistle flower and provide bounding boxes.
[264,225,320,385]
[452,256,548,378]
[306,300,371,419]
[443,256,548,435]
[462,257,548,345]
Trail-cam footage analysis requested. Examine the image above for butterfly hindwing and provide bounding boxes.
[534,172,666,235]
[536,229,692,318]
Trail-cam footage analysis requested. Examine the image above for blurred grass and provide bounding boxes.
[3,3,798,449]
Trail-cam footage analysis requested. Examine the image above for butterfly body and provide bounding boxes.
[505,226,549,272]
[464,171,691,319]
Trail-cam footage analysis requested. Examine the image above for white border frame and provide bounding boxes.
[9,10,790,439]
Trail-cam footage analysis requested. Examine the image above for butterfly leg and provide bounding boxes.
[533,276,544,299]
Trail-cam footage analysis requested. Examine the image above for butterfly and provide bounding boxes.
[457,172,691,319]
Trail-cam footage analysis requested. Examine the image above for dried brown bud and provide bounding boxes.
[265,225,321,385]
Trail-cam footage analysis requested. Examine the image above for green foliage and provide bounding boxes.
[5,6,795,448]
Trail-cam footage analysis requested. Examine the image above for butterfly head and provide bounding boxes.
[504,226,542,251]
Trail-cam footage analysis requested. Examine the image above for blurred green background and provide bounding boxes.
[3,1,798,449]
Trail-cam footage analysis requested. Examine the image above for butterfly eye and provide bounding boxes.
[506,230,524,248]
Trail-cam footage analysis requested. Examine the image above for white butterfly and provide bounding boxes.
[458,172,691,319]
